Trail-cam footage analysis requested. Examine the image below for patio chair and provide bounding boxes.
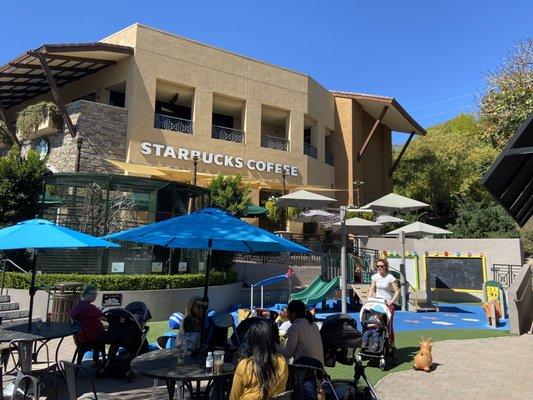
[8,339,57,400]
[71,318,106,366]
[269,390,293,399]
[60,360,118,400]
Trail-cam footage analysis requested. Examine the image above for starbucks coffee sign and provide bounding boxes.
[140,142,299,176]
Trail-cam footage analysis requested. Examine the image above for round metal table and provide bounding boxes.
[131,348,235,400]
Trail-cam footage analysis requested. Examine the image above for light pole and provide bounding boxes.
[353,180,365,208]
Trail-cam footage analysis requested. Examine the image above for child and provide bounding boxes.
[362,310,383,351]
[275,307,288,326]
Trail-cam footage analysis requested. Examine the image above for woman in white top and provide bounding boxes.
[368,259,400,344]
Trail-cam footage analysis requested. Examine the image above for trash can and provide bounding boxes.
[50,282,84,322]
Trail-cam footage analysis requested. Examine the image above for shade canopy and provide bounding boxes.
[375,214,406,224]
[104,208,309,253]
[332,217,382,235]
[276,190,336,209]
[0,219,120,250]
[292,209,339,224]
[362,193,429,212]
[386,221,452,238]
[245,205,267,216]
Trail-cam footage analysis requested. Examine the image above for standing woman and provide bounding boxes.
[368,259,400,344]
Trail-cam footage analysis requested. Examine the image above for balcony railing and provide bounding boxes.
[261,135,289,151]
[212,125,245,143]
[154,113,193,134]
[325,152,334,166]
[304,142,317,158]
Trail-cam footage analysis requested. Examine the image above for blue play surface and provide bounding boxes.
[231,301,508,332]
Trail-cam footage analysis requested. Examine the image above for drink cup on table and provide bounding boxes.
[213,350,224,374]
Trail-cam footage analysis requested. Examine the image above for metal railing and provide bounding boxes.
[325,152,334,166]
[154,113,193,134]
[491,264,523,287]
[304,143,317,158]
[212,125,245,143]
[261,135,289,151]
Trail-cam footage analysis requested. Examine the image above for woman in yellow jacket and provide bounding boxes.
[230,319,288,400]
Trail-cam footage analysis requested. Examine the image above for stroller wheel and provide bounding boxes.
[379,357,387,371]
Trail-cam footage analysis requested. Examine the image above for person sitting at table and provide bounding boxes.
[181,296,203,334]
[230,319,288,400]
[277,300,324,400]
[70,284,106,366]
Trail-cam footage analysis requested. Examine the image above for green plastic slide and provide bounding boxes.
[290,276,340,306]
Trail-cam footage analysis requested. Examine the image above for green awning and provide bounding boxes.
[246,205,267,216]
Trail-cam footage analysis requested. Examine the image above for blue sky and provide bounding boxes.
[1,0,531,143]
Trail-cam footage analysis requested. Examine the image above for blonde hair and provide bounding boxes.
[376,258,389,272]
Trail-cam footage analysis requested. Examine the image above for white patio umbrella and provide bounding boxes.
[332,217,383,235]
[292,209,339,224]
[277,190,337,210]
[386,221,452,238]
[361,193,429,212]
[375,214,406,224]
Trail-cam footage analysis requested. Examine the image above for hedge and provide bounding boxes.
[2,270,238,291]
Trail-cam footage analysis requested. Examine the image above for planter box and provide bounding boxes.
[23,115,60,140]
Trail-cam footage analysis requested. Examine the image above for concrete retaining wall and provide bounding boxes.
[6,282,243,322]
[508,264,533,335]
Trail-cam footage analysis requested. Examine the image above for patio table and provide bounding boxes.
[131,348,235,400]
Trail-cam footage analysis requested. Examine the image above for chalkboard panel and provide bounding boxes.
[426,257,484,291]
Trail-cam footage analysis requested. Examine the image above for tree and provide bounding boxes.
[479,38,533,149]
[207,174,251,216]
[0,146,47,226]
[447,198,520,239]
[393,114,498,223]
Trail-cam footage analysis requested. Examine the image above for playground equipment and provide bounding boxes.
[250,267,294,309]
[290,275,340,306]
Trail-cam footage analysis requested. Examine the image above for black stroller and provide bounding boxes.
[320,314,380,400]
[103,301,151,380]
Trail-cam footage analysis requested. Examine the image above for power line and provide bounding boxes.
[409,92,476,111]
[418,104,474,120]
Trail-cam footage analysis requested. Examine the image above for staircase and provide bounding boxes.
[0,294,39,328]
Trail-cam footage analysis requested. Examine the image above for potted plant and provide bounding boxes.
[16,101,63,140]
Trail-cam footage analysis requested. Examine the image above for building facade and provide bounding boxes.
[2,24,425,208]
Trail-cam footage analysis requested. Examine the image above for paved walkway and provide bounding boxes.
[375,335,533,400]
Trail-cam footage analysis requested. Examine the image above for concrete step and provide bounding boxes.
[0,309,29,320]
[0,295,11,303]
[0,302,19,312]
[0,318,41,328]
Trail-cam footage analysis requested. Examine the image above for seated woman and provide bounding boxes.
[230,319,288,400]
[181,296,203,334]
[70,284,106,366]
[277,300,324,400]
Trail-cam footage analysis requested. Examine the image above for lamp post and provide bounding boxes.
[353,180,365,208]
[75,135,83,172]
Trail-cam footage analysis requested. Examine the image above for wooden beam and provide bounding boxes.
[0,100,20,145]
[42,53,116,66]
[358,105,388,161]
[0,72,45,79]
[389,131,415,177]
[35,53,77,138]
[9,62,93,74]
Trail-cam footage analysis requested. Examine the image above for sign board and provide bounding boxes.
[426,256,485,291]
[111,262,125,273]
[178,262,187,272]
[102,293,123,307]
[387,256,419,289]
[151,262,163,273]
[198,262,205,271]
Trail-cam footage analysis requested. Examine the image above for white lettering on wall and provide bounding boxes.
[139,143,299,177]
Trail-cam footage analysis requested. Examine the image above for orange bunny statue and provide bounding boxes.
[413,337,433,372]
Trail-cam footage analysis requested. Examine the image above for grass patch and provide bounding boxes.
[327,329,509,384]
[146,321,508,385]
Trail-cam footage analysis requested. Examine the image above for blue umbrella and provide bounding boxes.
[104,208,309,341]
[0,219,119,331]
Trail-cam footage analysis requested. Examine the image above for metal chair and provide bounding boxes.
[60,361,118,400]
[8,340,56,400]
[269,390,293,399]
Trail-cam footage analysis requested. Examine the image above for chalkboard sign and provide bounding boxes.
[426,257,485,291]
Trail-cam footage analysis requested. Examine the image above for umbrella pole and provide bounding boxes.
[200,239,213,345]
[340,206,347,314]
[399,231,407,311]
[27,250,38,332]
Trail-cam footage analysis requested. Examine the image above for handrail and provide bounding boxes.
[0,258,31,274]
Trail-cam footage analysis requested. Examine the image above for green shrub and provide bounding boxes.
[16,101,63,139]
[3,270,238,291]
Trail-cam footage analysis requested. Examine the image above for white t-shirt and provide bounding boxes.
[371,273,396,301]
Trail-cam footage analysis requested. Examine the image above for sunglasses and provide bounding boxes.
[376,265,385,268]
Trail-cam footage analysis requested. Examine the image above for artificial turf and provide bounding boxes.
[146,321,509,385]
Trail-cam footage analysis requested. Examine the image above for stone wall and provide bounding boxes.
[22,100,128,174]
